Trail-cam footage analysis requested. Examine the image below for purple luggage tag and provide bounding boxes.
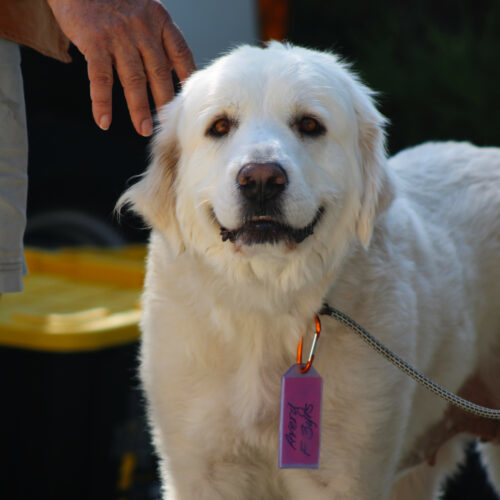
[278,364,323,468]
[279,316,323,468]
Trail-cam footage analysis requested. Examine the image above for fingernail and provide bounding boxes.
[141,118,153,137]
[99,115,110,131]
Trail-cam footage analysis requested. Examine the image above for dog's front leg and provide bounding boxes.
[148,410,262,500]
[143,366,283,499]
[280,436,400,500]
[152,422,291,500]
[278,351,414,499]
[154,448,264,500]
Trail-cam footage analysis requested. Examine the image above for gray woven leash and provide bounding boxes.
[320,303,500,420]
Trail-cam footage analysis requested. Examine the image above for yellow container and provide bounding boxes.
[0,246,146,352]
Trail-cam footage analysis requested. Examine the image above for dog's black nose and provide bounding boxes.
[237,162,287,203]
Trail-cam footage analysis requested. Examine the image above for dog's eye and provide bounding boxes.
[297,116,325,137]
[208,118,232,137]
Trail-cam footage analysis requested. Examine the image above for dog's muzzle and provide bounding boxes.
[217,162,324,246]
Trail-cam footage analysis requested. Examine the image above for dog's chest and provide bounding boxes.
[226,353,284,433]
[202,310,301,432]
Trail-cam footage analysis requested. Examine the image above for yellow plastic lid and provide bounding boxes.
[0,246,146,352]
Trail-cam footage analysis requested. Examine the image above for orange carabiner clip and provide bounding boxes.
[297,316,321,374]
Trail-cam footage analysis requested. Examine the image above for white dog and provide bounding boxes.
[119,42,500,499]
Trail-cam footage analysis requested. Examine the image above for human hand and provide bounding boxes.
[47,0,195,136]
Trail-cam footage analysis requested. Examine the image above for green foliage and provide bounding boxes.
[288,0,500,153]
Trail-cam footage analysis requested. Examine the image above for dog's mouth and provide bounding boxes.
[219,207,324,246]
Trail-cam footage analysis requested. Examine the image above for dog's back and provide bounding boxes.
[389,141,500,326]
[386,141,500,498]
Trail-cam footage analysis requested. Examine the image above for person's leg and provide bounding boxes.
[0,37,28,293]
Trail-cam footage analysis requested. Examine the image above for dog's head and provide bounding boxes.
[119,43,394,287]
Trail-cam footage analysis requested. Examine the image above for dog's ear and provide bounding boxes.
[351,83,395,248]
[117,99,184,255]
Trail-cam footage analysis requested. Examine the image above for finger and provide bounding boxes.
[162,19,196,82]
[140,44,175,111]
[114,46,153,136]
[87,52,114,131]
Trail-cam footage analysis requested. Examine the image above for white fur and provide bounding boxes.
[119,43,500,499]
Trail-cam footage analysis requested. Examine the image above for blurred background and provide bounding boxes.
[1,0,498,498]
